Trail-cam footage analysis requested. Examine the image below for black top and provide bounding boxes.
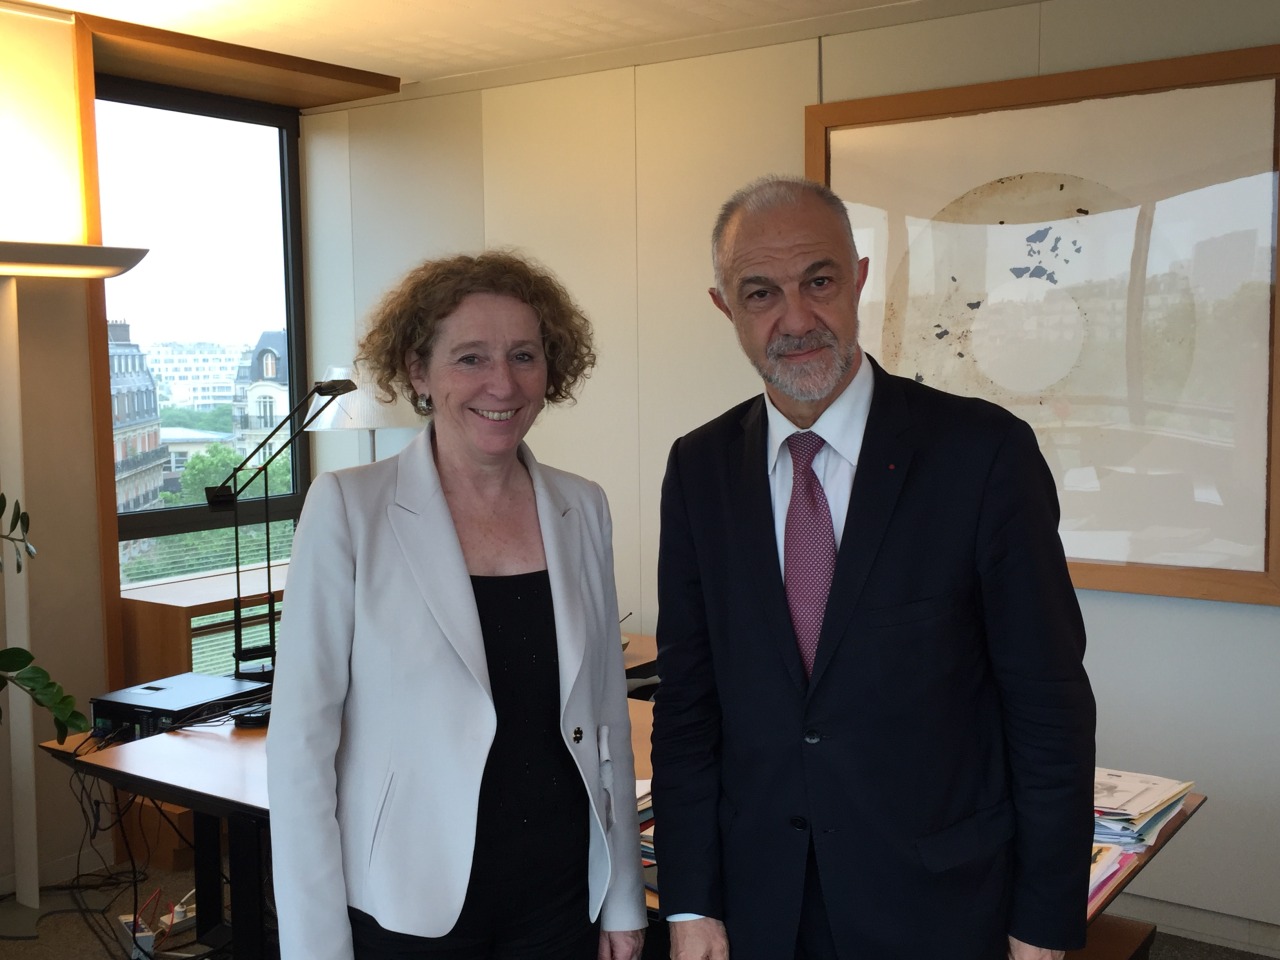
[452,570,589,931]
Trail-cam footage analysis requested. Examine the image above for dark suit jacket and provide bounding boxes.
[651,357,1096,960]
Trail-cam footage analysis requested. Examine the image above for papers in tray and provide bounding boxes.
[636,778,655,865]
[1093,767,1194,852]
[1089,843,1124,894]
[1094,767,1193,819]
[1088,843,1139,909]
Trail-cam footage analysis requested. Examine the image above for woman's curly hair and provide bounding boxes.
[355,250,596,412]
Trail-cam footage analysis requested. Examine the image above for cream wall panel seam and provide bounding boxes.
[300,111,362,474]
[481,68,643,627]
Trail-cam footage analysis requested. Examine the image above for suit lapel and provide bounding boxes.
[526,450,587,717]
[737,399,809,693]
[810,359,914,689]
[387,428,492,697]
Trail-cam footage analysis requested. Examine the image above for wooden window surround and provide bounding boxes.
[73,13,399,688]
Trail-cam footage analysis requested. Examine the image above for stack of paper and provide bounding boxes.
[634,783,655,855]
[636,779,657,891]
[1089,843,1125,892]
[1093,767,1194,852]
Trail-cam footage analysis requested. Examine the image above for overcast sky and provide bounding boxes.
[96,99,288,351]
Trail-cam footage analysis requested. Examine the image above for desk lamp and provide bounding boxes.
[204,376,356,680]
[304,364,421,462]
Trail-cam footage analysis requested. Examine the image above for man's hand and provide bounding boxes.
[598,928,645,960]
[670,917,729,960]
[1007,935,1065,960]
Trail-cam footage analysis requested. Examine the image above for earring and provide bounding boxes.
[415,393,432,415]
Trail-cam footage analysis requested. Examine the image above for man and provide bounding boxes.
[650,176,1096,960]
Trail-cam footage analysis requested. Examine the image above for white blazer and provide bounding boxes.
[267,429,645,960]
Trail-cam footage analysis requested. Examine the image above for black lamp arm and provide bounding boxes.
[205,378,355,509]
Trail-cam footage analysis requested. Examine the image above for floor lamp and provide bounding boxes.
[0,241,146,919]
[304,365,422,462]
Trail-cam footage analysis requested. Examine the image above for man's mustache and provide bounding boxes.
[766,329,836,361]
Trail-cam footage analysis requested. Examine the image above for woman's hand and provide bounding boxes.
[598,927,645,960]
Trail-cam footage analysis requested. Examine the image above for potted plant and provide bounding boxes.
[0,494,89,743]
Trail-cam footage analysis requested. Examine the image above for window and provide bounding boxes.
[96,77,310,589]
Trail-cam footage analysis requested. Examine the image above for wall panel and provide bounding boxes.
[1040,0,1280,74]
[635,41,819,631]
[822,4,1040,103]
[482,69,642,625]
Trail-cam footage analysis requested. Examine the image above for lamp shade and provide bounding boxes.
[0,240,148,278]
[304,365,422,432]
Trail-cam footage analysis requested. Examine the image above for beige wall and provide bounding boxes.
[482,68,642,618]
[301,0,1280,947]
[0,8,114,896]
[1,279,113,892]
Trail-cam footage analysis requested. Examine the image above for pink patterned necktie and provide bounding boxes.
[784,431,836,677]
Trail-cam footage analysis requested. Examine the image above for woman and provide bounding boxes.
[268,251,646,960]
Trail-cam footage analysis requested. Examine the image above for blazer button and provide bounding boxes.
[803,729,821,744]
[572,727,583,743]
[790,816,808,831]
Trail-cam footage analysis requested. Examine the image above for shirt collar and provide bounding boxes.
[764,353,874,476]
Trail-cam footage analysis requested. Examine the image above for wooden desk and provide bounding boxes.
[622,633,657,675]
[629,699,653,779]
[43,726,270,959]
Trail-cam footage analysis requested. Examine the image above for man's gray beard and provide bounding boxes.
[757,330,856,403]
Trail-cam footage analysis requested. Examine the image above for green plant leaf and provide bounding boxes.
[8,499,19,534]
[67,710,89,732]
[25,542,36,558]
[19,512,29,535]
[14,551,22,573]
[54,718,68,744]
[0,493,7,518]
[52,694,76,722]
[14,665,50,688]
[33,682,64,708]
[0,647,35,672]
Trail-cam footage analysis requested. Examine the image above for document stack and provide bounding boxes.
[1093,767,1194,851]
[636,779,657,892]
[1089,842,1128,904]
[1089,767,1194,907]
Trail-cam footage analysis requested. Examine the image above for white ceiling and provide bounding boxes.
[53,0,1031,88]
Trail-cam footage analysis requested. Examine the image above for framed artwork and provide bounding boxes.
[806,46,1280,605]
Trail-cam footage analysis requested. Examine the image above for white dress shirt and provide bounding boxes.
[763,355,874,566]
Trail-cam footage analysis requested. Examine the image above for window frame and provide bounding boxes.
[96,74,313,542]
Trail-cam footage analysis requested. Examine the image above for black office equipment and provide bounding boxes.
[91,672,270,741]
